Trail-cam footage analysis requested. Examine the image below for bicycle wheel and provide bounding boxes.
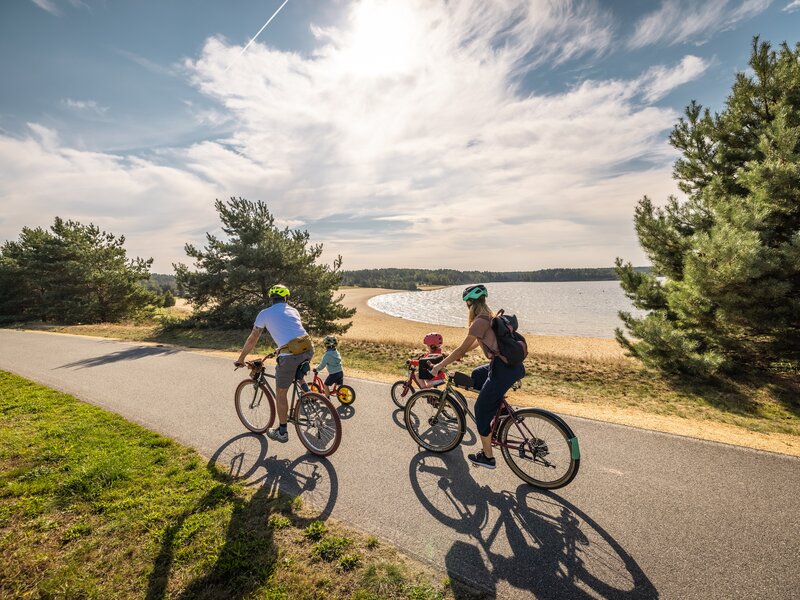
[404,390,465,453]
[498,408,580,489]
[293,392,342,457]
[234,379,276,434]
[309,382,322,393]
[391,380,415,409]
[337,385,356,405]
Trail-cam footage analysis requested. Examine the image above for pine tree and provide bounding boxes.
[174,198,355,334]
[0,219,156,323]
[616,38,800,375]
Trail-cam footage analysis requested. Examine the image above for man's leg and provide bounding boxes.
[275,387,290,424]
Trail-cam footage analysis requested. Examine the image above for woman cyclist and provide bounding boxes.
[429,284,525,470]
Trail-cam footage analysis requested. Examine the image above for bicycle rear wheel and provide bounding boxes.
[404,390,465,453]
[234,379,276,434]
[294,392,342,457]
[391,380,415,409]
[498,408,580,489]
[337,385,356,405]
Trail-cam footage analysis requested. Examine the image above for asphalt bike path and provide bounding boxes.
[1,330,798,600]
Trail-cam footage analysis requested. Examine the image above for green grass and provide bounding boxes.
[0,371,460,599]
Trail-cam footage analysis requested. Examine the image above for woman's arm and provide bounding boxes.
[430,334,477,375]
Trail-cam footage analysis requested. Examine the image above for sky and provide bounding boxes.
[1,0,799,273]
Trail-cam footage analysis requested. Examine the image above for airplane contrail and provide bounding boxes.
[225,0,291,73]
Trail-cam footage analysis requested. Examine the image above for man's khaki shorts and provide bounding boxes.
[275,349,315,389]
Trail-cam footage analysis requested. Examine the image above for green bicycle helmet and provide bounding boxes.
[323,335,338,349]
[462,284,488,302]
[268,284,290,299]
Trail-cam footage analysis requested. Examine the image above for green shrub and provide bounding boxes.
[304,520,327,541]
[312,535,352,561]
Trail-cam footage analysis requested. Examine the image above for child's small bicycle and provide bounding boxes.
[309,370,356,405]
[390,357,446,409]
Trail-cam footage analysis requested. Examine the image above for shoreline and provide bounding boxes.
[340,287,628,362]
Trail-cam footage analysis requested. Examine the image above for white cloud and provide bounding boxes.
[30,0,61,16]
[0,124,221,272]
[3,0,690,271]
[62,98,109,115]
[640,55,710,102]
[629,0,772,48]
[784,0,800,11]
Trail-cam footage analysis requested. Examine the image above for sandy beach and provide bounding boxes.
[339,287,628,361]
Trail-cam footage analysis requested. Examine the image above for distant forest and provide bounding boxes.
[143,273,179,294]
[341,267,651,290]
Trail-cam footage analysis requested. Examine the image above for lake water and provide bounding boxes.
[367,281,645,338]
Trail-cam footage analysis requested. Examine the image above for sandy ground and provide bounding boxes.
[338,287,628,361]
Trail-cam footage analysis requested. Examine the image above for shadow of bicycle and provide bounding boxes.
[57,344,180,369]
[144,433,339,600]
[409,451,658,599]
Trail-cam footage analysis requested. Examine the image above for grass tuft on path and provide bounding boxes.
[0,371,465,599]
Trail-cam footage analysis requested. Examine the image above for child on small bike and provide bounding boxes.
[415,332,447,388]
[313,335,345,396]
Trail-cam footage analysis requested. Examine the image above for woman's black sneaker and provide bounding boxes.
[467,451,496,469]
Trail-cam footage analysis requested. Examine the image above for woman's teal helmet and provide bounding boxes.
[462,284,488,302]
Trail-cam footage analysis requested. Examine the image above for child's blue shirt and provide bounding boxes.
[315,349,343,374]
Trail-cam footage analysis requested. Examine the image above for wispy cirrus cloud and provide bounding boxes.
[784,0,800,11]
[62,98,109,115]
[639,55,710,102]
[629,0,773,48]
[30,0,60,16]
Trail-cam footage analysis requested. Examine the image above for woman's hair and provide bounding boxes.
[467,297,494,325]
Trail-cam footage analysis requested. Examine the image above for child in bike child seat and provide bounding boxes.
[313,335,344,396]
[415,332,447,389]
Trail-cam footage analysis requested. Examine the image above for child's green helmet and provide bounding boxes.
[462,284,488,301]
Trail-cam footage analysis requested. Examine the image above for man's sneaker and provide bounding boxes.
[467,451,496,469]
[266,427,288,443]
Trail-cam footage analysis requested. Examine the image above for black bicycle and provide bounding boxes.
[235,354,342,457]
[404,372,580,489]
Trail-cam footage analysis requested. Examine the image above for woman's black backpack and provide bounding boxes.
[492,309,528,366]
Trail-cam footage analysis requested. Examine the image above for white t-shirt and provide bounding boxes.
[254,303,308,353]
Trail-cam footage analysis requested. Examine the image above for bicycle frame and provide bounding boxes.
[311,371,340,398]
[433,376,540,455]
[251,364,307,424]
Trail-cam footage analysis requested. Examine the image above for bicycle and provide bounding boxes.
[234,353,342,457]
[403,372,580,489]
[390,357,447,409]
[309,369,356,405]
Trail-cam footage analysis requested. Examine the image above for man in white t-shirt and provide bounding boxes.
[235,284,314,443]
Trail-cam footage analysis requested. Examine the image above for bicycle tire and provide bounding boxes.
[309,382,322,393]
[498,408,580,489]
[234,379,276,434]
[293,392,342,457]
[391,380,415,409]
[337,385,356,405]
[404,389,466,453]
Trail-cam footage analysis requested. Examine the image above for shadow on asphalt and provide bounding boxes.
[391,407,479,446]
[337,404,355,420]
[144,433,339,600]
[57,344,180,369]
[409,451,659,600]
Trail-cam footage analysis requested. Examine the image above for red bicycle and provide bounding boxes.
[309,370,356,405]
[390,357,446,409]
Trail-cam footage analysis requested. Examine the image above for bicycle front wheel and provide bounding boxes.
[390,380,415,409]
[337,385,356,405]
[294,392,342,457]
[498,408,580,489]
[404,390,465,453]
[234,379,276,434]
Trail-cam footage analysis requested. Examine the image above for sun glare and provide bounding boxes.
[341,0,421,77]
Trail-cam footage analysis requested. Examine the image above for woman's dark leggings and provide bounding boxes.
[472,358,526,436]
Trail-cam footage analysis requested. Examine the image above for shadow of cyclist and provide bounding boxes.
[145,433,338,599]
[409,450,658,599]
